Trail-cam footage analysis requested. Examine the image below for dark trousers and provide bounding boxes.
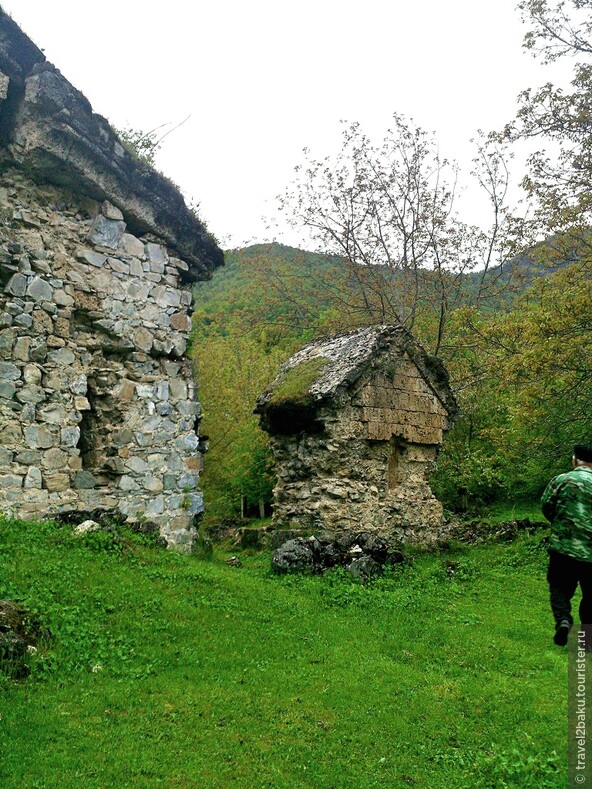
[547,549,592,626]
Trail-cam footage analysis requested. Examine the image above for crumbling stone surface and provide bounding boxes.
[345,555,382,582]
[0,172,208,549]
[271,530,405,578]
[0,13,224,550]
[271,538,315,574]
[0,9,222,279]
[257,326,458,545]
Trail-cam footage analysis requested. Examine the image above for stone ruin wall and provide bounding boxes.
[0,168,205,548]
[269,347,450,544]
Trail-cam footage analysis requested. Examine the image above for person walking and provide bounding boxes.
[541,444,592,646]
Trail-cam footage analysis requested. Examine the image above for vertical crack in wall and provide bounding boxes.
[0,75,24,147]
[387,438,407,490]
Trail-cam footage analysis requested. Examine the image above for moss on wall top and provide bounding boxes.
[272,357,330,406]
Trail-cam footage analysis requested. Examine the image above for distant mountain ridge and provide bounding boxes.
[193,239,579,345]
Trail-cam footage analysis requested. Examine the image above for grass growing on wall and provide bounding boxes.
[271,356,330,405]
[0,515,568,787]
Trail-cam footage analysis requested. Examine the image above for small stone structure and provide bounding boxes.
[0,11,223,548]
[256,325,458,544]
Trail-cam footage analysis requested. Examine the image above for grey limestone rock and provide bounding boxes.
[271,538,315,574]
[80,250,107,268]
[23,467,42,489]
[345,555,382,583]
[87,216,126,250]
[16,385,46,404]
[26,277,53,302]
[73,471,97,490]
[0,361,21,381]
[6,273,27,297]
[0,381,16,399]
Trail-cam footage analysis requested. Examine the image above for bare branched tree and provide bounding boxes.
[277,115,517,355]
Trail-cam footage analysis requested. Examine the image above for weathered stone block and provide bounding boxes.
[144,475,164,492]
[0,361,21,381]
[121,234,145,258]
[46,348,75,365]
[155,382,169,401]
[145,495,165,515]
[125,456,147,473]
[146,243,168,264]
[13,337,31,361]
[102,201,124,221]
[5,273,27,297]
[15,385,46,404]
[53,290,74,307]
[41,448,68,470]
[87,216,126,249]
[69,374,87,395]
[0,381,16,399]
[0,474,22,489]
[107,257,129,274]
[13,314,33,329]
[24,425,57,449]
[43,472,70,492]
[24,467,42,489]
[60,426,80,448]
[170,313,191,332]
[73,471,96,489]
[15,450,41,465]
[119,475,139,491]
[79,250,107,268]
[134,327,153,352]
[169,379,188,400]
[38,403,66,424]
[0,328,15,359]
[26,277,53,303]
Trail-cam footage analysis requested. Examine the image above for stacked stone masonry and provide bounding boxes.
[0,171,205,548]
[257,326,458,545]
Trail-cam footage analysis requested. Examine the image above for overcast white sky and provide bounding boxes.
[0,0,567,248]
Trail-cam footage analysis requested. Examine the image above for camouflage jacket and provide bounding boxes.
[541,466,592,561]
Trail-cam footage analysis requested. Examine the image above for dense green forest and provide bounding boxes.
[191,0,592,522]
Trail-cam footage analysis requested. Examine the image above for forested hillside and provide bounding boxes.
[191,237,591,519]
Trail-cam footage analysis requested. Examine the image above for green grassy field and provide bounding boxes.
[0,516,569,787]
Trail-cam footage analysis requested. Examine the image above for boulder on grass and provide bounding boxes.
[272,538,315,574]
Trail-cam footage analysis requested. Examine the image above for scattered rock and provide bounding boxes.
[271,538,315,574]
[346,555,382,582]
[73,519,100,534]
[272,530,406,576]
[0,600,50,678]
